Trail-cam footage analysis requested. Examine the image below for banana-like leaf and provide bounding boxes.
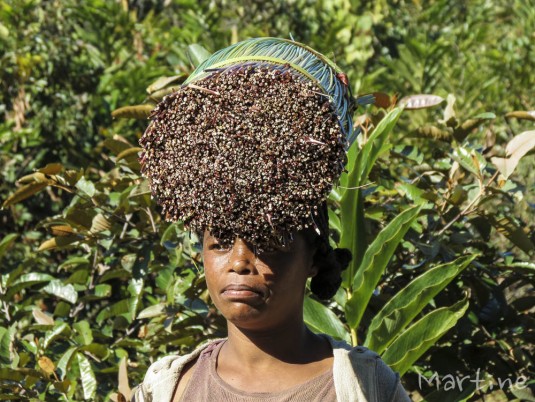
[77,353,97,400]
[365,255,476,353]
[345,205,422,329]
[303,296,350,342]
[382,297,469,375]
[339,108,403,281]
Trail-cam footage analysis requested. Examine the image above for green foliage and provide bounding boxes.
[1,0,534,401]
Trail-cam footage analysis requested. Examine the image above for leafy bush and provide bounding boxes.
[1,0,534,400]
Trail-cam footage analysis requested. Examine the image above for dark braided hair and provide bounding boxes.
[303,202,352,300]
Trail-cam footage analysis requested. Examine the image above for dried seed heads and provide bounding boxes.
[140,66,346,251]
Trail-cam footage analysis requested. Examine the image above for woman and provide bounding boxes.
[133,38,411,401]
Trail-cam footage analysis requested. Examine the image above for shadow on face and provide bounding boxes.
[201,230,318,330]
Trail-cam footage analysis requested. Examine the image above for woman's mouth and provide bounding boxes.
[221,284,267,303]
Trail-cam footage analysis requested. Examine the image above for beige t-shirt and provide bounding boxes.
[180,340,337,401]
[132,335,411,402]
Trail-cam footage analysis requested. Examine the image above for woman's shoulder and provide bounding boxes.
[326,336,411,401]
[131,339,224,402]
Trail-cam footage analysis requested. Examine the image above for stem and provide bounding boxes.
[437,170,499,236]
[351,328,358,347]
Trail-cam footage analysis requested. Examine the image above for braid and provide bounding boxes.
[306,202,352,300]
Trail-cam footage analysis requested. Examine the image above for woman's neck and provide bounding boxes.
[223,319,328,367]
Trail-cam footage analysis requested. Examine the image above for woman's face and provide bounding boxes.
[203,231,317,330]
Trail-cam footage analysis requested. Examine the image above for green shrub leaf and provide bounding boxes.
[382,297,469,375]
[365,255,476,353]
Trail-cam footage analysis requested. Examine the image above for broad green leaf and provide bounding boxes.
[345,205,422,329]
[129,179,151,198]
[187,44,211,67]
[0,234,17,261]
[484,214,535,254]
[391,145,424,164]
[0,325,16,364]
[116,147,142,162]
[43,280,78,304]
[137,303,167,319]
[77,353,97,400]
[94,284,112,298]
[2,182,48,208]
[505,110,535,122]
[452,146,486,178]
[73,321,93,346]
[146,74,186,94]
[303,296,350,342]
[111,104,154,119]
[56,346,79,380]
[11,273,54,287]
[38,163,63,175]
[80,343,110,359]
[43,322,69,349]
[365,255,476,353]
[58,257,90,271]
[382,297,469,375]
[75,177,96,198]
[38,235,81,251]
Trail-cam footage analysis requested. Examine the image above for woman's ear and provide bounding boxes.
[308,263,319,278]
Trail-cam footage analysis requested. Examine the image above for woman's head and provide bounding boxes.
[202,202,351,330]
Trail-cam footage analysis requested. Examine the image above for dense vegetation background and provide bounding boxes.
[1,0,534,400]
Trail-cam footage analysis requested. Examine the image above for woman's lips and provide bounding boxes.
[221,284,266,302]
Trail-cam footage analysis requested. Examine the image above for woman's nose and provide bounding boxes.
[228,238,256,274]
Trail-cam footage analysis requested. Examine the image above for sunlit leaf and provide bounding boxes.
[345,205,422,329]
[77,353,97,400]
[32,309,54,326]
[112,104,154,119]
[187,44,211,67]
[146,74,187,94]
[38,356,56,377]
[505,110,535,122]
[118,357,132,400]
[43,280,78,304]
[399,94,444,110]
[38,163,63,175]
[382,297,469,375]
[365,255,475,353]
[2,182,48,208]
[303,296,350,342]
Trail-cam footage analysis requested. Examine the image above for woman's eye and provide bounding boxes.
[209,243,227,251]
